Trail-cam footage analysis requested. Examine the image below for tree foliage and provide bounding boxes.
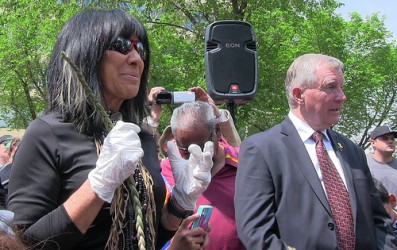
[335,13,397,149]
[0,0,80,128]
[0,0,396,149]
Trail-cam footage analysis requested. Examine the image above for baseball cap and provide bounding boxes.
[370,126,397,140]
[0,135,14,144]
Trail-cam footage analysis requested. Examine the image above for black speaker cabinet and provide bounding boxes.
[205,20,258,104]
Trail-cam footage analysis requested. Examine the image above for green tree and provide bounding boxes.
[134,0,349,137]
[335,13,397,149]
[0,0,396,151]
[0,0,132,128]
[0,0,80,128]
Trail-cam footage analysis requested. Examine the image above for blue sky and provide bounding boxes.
[336,0,397,40]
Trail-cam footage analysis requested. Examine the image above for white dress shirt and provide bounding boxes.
[288,111,348,192]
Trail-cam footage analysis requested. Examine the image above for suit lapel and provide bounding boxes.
[281,118,332,216]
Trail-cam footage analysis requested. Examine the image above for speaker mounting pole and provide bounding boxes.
[226,102,237,126]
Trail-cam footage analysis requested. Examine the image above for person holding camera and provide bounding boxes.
[146,86,241,159]
[8,9,211,249]
[161,101,245,250]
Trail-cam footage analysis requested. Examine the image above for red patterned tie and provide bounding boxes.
[313,132,355,250]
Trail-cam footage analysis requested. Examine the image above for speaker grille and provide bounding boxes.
[206,41,218,51]
[246,41,257,51]
[205,20,258,103]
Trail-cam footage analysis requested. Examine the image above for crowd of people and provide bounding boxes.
[0,8,396,250]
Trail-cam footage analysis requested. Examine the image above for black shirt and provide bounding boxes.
[8,112,173,249]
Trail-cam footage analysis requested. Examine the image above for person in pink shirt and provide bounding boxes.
[161,101,245,250]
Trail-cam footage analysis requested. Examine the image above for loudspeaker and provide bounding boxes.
[205,20,258,104]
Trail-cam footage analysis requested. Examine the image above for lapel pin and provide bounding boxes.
[337,143,343,152]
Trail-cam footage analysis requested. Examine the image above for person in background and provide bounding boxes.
[0,135,19,168]
[151,86,241,160]
[235,53,397,249]
[8,9,210,249]
[190,86,240,147]
[161,101,245,250]
[373,178,397,236]
[367,125,397,200]
[0,135,20,208]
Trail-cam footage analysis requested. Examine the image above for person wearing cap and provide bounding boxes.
[0,135,20,208]
[367,125,397,198]
[0,135,17,168]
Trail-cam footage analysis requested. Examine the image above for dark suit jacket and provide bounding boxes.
[235,117,397,250]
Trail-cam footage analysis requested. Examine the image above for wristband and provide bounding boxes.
[215,109,229,123]
[167,196,193,219]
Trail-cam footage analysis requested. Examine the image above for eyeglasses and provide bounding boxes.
[108,37,146,60]
[176,132,213,153]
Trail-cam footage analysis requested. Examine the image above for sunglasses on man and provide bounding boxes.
[176,132,214,154]
[108,37,146,60]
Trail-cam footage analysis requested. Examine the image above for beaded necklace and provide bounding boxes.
[61,52,156,250]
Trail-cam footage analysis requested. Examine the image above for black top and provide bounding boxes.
[8,112,174,249]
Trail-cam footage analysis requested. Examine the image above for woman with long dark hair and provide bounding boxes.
[8,9,211,249]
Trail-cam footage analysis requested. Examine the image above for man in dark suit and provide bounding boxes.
[235,53,397,250]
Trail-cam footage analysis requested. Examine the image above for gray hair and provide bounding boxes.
[170,101,216,136]
[285,54,344,108]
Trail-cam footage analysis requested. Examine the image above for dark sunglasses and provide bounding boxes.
[176,132,213,153]
[108,37,146,59]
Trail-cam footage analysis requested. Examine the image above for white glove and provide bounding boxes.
[167,140,214,210]
[88,121,144,203]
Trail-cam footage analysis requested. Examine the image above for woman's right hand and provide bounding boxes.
[88,121,143,203]
[167,214,211,250]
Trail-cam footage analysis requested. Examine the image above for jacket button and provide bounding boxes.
[328,223,335,231]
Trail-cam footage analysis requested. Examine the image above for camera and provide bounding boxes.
[155,91,196,104]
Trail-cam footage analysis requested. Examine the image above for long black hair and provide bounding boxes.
[47,9,151,139]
